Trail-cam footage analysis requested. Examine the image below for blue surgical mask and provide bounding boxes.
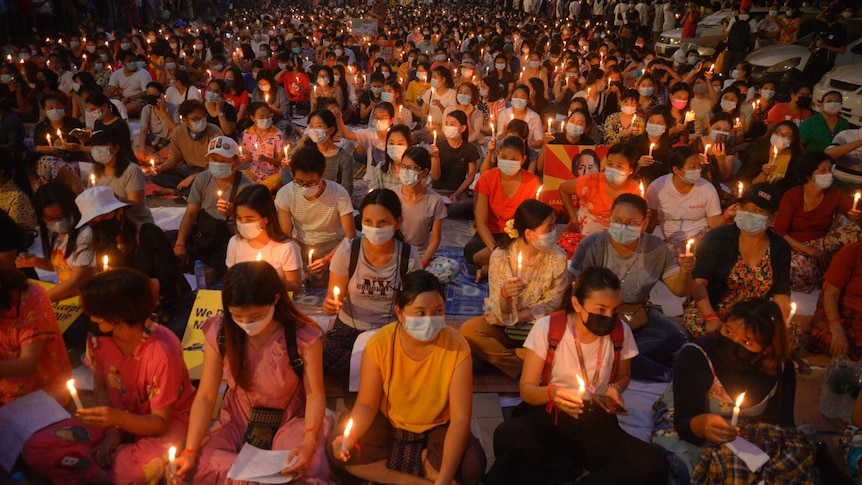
[205,91,220,103]
[208,161,234,179]
[638,86,654,97]
[511,98,527,110]
[533,229,558,251]
[734,210,768,235]
[607,222,641,245]
[456,94,471,106]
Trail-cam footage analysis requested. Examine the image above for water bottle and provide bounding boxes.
[194,260,206,291]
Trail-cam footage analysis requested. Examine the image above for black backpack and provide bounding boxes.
[727,17,752,53]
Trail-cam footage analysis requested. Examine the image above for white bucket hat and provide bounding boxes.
[75,186,130,228]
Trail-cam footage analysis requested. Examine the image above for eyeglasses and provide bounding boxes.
[397,163,421,172]
[295,179,320,188]
[609,219,644,228]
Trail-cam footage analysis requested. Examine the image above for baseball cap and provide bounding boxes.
[207,136,239,158]
[739,183,781,213]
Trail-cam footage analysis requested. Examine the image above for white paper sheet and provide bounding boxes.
[227,444,299,483]
[725,436,770,473]
[0,390,71,471]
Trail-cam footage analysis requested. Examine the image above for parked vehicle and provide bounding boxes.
[812,63,862,127]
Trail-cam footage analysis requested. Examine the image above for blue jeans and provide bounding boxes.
[630,308,688,382]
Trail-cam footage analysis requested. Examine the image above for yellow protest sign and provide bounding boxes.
[31,280,83,334]
[181,289,223,380]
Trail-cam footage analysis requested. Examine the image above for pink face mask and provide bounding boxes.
[671,99,688,110]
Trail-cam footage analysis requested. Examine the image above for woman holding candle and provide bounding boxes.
[23,269,195,484]
[487,266,669,484]
[87,129,154,226]
[170,261,329,483]
[134,82,175,165]
[77,186,193,338]
[690,112,735,184]
[430,110,481,218]
[808,241,862,360]
[740,122,804,194]
[629,106,673,185]
[33,94,85,161]
[0,266,71,407]
[667,82,693,146]
[227,184,302,293]
[371,124,415,190]
[309,65,344,112]
[335,101,393,179]
[321,188,422,381]
[461,199,569,380]
[602,88,644,146]
[251,71,290,123]
[545,108,595,147]
[328,270,486,484]
[304,108,353,196]
[653,298,814,483]
[494,84,543,148]
[773,152,861,293]
[682,183,793,338]
[464,136,541,280]
[559,143,641,236]
[240,101,287,191]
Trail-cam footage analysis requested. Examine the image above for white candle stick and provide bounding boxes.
[341,418,353,453]
[786,302,796,326]
[308,249,314,264]
[536,185,543,200]
[150,159,155,173]
[685,239,694,256]
[102,255,109,272]
[737,181,744,198]
[66,379,83,410]
[517,251,523,279]
[547,118,552,133]
[217,190,223,200]
[648,143,655,157]
[853,192,860,212]
[90,173,96,187]
[704,144,711,158]
[333,285,341,301]
[433,130,437,145]
[168,446,178,477]
[639,182,645,199]
[730,392,745,426]
[46,133,51,146]
[575,374,586,400]
[256,252,263,261]
[57,128,63,144]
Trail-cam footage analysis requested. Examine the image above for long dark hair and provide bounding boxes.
[500,199,554,249]
[221,261,317,390]
[234,184,289,242]
[724,298,787,376]
[360,188,405,242]
[381,123,412,175]
[90,130,131,178]
[33,182,83,259]
[89,207,137,266]
[80,268,157,327]
[0,267,28,312]
[565,266,621,313]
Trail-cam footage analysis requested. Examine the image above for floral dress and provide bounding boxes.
[242,127,286,190]
[602,111,645,146]
[653,344,816,484]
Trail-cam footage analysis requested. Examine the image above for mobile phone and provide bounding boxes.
[593,394,629,415]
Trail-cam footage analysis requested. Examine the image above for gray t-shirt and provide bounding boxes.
[330,237,422,331]
[569,232,680,304]
[96,163,154,226]
[391,185,447,255]
[187,171,253,219]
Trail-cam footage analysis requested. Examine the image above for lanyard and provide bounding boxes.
[572,319,604,395]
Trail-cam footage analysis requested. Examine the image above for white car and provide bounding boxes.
[655,10,731,60]
[747,18,862,98]
[813,63,862,127]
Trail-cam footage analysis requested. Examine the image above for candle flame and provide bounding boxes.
[103,255,108,268]
[575,374,585,393]
[66,379,76,393]
[256,252,262,261]
[791,302,797,313]
[639,182,645,197]
[735,392,746,408]
[536,185,543,199]
[344,418,353,436]
[333,286,340,300]
[168,446,176,462]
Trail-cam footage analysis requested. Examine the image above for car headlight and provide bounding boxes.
[766,57,801,73]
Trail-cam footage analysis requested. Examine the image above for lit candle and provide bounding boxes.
[631,115,637,128]
[737,181,744,198]
[489,122,495,137]
[648,143,655,157]
[587,87,591,97]
[66,379,83,410]
[265,94,269,104]
[575,374,586,399]
[853,192,861,211]
[704,143,711,157]
[89,173,96,187]
[735,117,740,128]
[685,110,695,123]
[547,118,552,133]
[308,249,314,264]
[102,255,109,271]
[427,114,432,127]
[333,285,341,301]
[341,418,353,453]
[787,302,797,326]
[57,128,63,144]
[730,392,745,426]
[284,146,289,159]
[150,159,155,172]
[536,185,543,200]
[517,251,523,279]
[46,133,51,146]
[685,238,694,255]
[217,190,223,199]
[168,446,178,477]
[256,251,262,261]
[433,130,437,145]
[772,146,778,163]
[639,182,645,198]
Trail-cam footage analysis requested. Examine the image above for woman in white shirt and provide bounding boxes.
[495,84,543,149]
[228,184,302,294]
[165,70,202,124]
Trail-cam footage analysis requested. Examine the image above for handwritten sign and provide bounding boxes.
[350,18,378,36]
[181,289,223,380]
[31,280,83,334]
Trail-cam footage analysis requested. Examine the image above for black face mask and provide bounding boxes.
[582,311,616,336]
[714,333,761,370]
[796,96,811,109]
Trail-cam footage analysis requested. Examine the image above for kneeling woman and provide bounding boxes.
[653,298,813,483]
[329,271,486,484]
[172,262,330,483]
[23,269,195,484]
[486,266,669,485]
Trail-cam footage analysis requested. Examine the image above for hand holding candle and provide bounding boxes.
[333,285,341,302]
[648,142,655,157]
[730,392,745,426]
[786,302,796,326]
[67,379,84,410]
[853,192,860,212]
[517,251,523,279]
[341,418,354,453]
[575,374,586,400]
[168,446,178,477]
[684,110,695,123]
[685,239,694,256]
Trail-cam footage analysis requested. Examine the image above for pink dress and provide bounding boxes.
[0,283,70,406]
[194,315,331,484]
[23,321,195,485]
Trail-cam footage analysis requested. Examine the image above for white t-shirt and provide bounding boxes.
[330,237,422,331]
[226,237,302,274]
[165,85,203,124]
[647,173,722,242]
[496,106,543,144]
[524,313,638,396]
[108,68,152,99]
[829,128,862,170]
[274,179,354,246]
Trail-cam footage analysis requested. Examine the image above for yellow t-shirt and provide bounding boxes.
[404,80,429,104]
[365,322,470,434]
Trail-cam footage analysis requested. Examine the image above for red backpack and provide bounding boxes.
[540,310,625,387]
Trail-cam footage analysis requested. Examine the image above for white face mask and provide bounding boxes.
[387,145,407,162]
[47,217,71,234]
[533,229,558,251]
[813,173,833,190]
[302,183,321,199]
[233,305,275,336]
[770,134,790,150]
[398,168,420,187]
[403,315,445,341]
[645,123,666,137]
[237,220,264,239]
[761,89,775,99]
[87,108,104,121]
[720,99,737,112]
[442,125,460,139]
[620,105,636,115]
[255,117,273,130]
[566,123,584,137]
[823,102,842,115]
[608,222,641,245]
[46,108,65,121]
[682,168,701,184]
[604,167,629,185]
[363,225,395,245]
[308,128,329,143]
[91,145,113,164]
[511,98,528,110]
[380,91,394,103]
[190,119,207,133]
[497,159,522,176]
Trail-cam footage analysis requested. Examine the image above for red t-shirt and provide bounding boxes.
[773,186,852,242]
[225,90,249,117]
[474,167,541,233]
[283,71,311,103]
[682,10,700,38]
[766,103,812,125]
[824,242,862,314]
